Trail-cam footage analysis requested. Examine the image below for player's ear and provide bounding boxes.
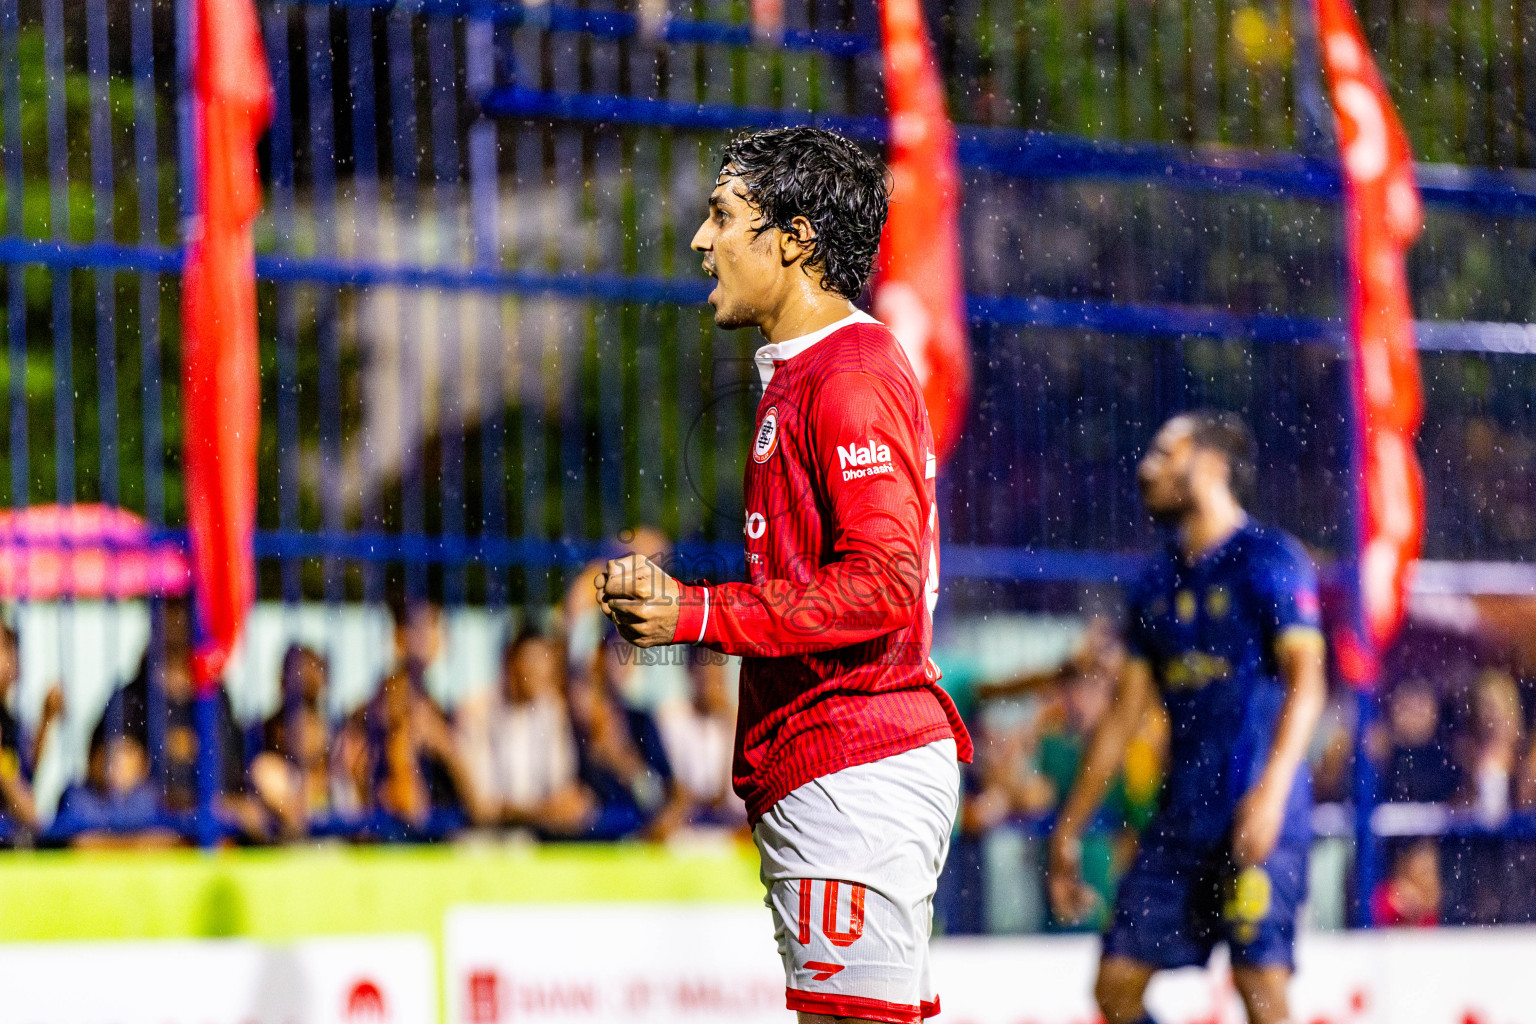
[780,216,817,265]
[1194,446,1232,491]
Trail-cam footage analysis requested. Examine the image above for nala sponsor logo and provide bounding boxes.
[752,407,780,463]
[837,438,894,481]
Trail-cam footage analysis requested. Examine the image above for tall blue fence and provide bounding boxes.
[0,0,1531,912]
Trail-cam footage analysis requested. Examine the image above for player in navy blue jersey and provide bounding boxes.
[1047,412,1328,1024]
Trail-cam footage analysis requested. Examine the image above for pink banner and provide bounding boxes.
[0,504,189,600]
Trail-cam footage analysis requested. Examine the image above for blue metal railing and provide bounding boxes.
[481,85,1536,217]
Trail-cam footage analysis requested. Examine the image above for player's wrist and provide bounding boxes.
[1048,828,1083,865]
[672,583,712,644]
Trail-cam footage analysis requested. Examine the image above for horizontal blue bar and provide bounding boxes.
[17,523,1536,591]
[263,0,873,56]
[0,237,184,273]
[959,125,1341,201]
[257,252,714,304]
[252,529,1144,582]
[967,294,1342,345]
[13,233,1536,351]
[940,544,1143,583]
[481,87,1536,217]
[8,237,1536,354]
[481,85,887,137]
[254,529,613,567]
[0,235,716,304]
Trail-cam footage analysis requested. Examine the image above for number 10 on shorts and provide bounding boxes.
[798,880,866,946]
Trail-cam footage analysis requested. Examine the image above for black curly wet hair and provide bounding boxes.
[716,126,891,300]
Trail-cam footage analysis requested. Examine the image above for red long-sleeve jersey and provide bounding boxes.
[674,311,972,823]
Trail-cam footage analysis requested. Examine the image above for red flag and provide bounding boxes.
[748,0,783,42]
[1314,0,1424,684]
[181,0,271,689]
[871,0,970,462]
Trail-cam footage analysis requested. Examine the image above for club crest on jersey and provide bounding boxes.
[836,438,894,481]
[753,407,780,464]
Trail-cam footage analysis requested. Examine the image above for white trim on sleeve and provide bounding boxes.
[695,588,710,644]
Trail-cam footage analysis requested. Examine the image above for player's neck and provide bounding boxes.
[1178,494,1247,563]
[759,288,858,346]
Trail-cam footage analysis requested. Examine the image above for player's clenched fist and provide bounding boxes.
[1046,833,1102,926]
[597,554,681,648]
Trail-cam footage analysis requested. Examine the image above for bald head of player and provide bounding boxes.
[690,127,890,343]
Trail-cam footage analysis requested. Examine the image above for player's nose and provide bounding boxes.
[689,220,712,252]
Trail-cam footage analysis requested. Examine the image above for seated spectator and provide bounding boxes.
[1309,686,1355,804]
[330,706,373,823]
[655,650,747,830]
[960,707,1056,837]
[481,627,595,836]
[1372,837,1441,927]
[117,612,264,841]
[1454,669,1523,821]
[365,669,484,839]
[50,720,181,849]
[563,631,688,841]
[249,644,333,840]
[395,600,447,692]
[1439,671,1533,924]
[0,621,62,836]
[1382,678,1457,803]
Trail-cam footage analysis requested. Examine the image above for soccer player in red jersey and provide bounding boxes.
[598,126,972,1024]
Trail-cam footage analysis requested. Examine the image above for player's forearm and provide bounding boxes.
[1054,710,1136,839]
[675,556,921,654]
[1056,660,1154,840]
[1258,635,1327,795]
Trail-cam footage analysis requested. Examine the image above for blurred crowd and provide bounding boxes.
[0,533,747,849]
[1,531,1535,934]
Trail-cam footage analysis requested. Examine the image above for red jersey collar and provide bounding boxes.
[754,308,880,387]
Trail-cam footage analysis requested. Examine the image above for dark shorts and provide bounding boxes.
[1102,832,1308,971]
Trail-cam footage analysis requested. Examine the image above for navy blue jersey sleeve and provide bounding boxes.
[1252,537,1322,644]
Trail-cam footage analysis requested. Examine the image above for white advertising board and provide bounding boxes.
[447,905,785,1024]
[933,929,1536,1024]
[448,905,1536,1024]
[0,934,434,1024]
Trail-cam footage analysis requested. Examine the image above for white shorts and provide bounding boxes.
[753,739,960,1023]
